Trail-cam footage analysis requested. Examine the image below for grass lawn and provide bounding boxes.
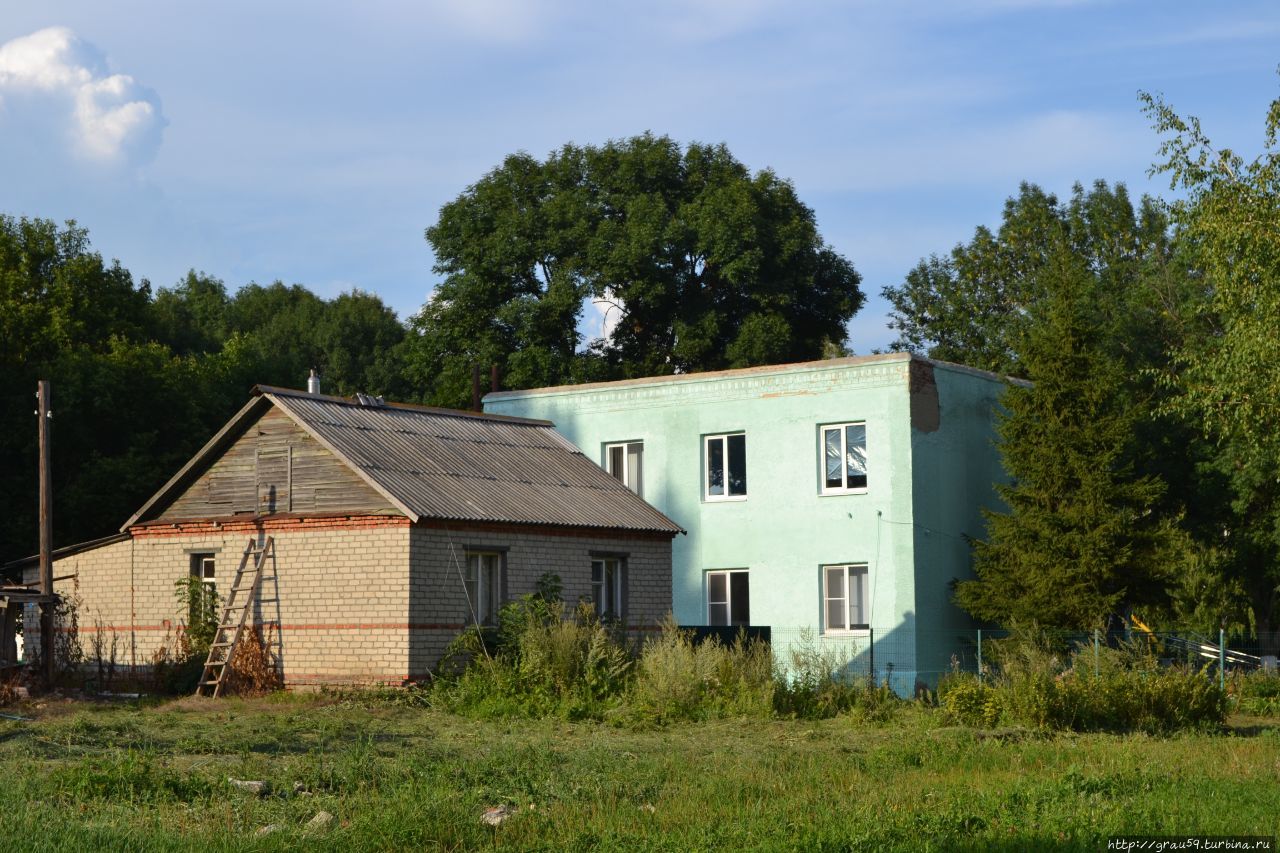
[0,693,1276,851]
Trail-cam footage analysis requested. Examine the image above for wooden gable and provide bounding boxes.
[155,406,401,521]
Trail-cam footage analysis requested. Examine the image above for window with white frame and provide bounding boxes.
[821,422,868,493]
[591,556,625,619]
[823,564,868,632]
[605,442,643,497]
[707,569,750,626]
[464,551,503,625]
[189,553,217,625]
[704,433,747,500]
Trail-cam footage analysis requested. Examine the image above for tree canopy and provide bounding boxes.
[1143,89,1280,634]
[882,181,1185,377]
[0,217,411,563]
[407,134,864,407]
[954,241,1181,629]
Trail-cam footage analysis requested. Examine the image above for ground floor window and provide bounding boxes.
[823,564,868,632]
[189,553,217,624]
[707,569,750,626]
[591,556,625,619]
[465,552,503,625]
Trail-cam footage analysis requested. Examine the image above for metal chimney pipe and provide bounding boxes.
[307,369,321,395]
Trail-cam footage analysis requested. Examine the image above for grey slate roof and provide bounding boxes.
[128,386,682,535]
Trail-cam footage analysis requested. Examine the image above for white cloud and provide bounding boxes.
[0,26,165,168]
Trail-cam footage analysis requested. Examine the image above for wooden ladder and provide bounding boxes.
[194,536,273,697]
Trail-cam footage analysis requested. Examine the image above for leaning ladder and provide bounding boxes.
[194,536,273,697]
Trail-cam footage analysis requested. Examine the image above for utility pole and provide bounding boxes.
[37,380,53,687]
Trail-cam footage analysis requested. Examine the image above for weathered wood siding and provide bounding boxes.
[158,407,400,520]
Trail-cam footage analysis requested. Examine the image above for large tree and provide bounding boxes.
[882,180,1181,377]
[0,220,414,563]
[955,242,1182,629]
[1144,89,1280,635]
[407,134,864,406]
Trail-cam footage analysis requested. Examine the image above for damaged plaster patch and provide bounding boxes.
[909,360,940,433]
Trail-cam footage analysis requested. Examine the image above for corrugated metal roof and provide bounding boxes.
[267,389,682,534]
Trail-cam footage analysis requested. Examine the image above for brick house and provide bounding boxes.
[13,385,680,686]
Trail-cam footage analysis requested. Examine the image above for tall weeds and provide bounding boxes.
[938,629,1228,733]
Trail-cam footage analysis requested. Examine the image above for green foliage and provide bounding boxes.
[1231,670,1280,716]
[956,242,1184,628]
[1144,87,1280,634]
[939,634,1227,733]
[627,620,775,724]
[882,181,1184,377]
[407,133,864,407]
[770,630,899,721]
[173,576,219,659]
[0,216,412,563]
[433,586,633,721]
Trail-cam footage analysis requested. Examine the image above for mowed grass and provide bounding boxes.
[0,694,1276,851]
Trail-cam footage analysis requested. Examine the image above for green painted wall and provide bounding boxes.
[485,353,1010,691]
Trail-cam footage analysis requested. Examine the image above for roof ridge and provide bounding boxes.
[253,385,554,426]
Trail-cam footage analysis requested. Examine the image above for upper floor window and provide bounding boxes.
[591,556,625,619]
[821,422,867,493]
[824,564,868,632]
[464,551,503,625]
[705,433,747,501]
[605,442,643,497]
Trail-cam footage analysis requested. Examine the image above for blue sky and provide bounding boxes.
[2,1,1278,352]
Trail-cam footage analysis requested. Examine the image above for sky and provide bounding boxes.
[2,1,1279,353]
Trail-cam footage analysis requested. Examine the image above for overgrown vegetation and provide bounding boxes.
[434,593,1233,734]
[939,632,1228,733]
[433,576,903,725]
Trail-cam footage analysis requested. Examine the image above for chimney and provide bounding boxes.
[307,368,321,395]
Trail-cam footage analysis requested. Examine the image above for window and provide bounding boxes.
[821,422,868,493]
[605,442,643,497]
[464,552,503,625]
[707,570,750,626]
[824,564,868,632]
[591,557,625,618]
[704,433,747,500]
[189,553,217,624]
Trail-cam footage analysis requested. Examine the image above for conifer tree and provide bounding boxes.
[955,241,1180,629]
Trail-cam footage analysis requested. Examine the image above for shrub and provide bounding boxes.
[1231,670,1280,716]
[938,674,1001,728]
[433,577,633,720]
[943,632,1228,733]
[772,630,896,721]
[627,620,774,724]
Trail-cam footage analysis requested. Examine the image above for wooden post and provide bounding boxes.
[37,380,54,687]
[490,363,500,394]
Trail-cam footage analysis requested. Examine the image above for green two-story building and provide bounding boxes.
[485,353,1015,691]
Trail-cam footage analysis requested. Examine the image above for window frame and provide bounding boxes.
[603,441,644,497]
[463,550,505,626]
[703,432,748,502]
[822,563,869,634]
[590,555,626,619]
[706,568,750,626]
[188,553,218,625]
[819,421,869,495]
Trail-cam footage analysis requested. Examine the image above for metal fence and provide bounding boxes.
[747,626,1280,695]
